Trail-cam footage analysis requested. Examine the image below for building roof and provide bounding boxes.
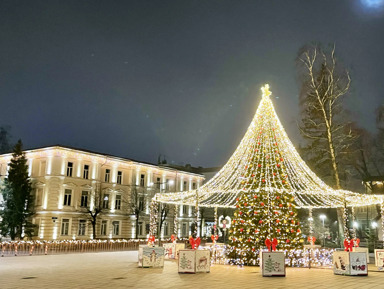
[0,144,204,178]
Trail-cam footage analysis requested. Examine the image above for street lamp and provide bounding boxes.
[320,214,326,247]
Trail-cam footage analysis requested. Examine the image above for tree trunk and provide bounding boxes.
[135,214,139,239]
[92,219,97,240]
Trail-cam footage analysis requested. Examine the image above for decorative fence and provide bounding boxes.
[1,239,148,257]
[0,238,193,257]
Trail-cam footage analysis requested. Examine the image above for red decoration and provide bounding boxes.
[273,173,276,176]
[286,239,290,243]
[260,202,264,206]
[276,219,280,223]
[254,195,257,199]
[189,237,201,250]
[297,229,301,233]
[262,179,265,183]
[244,203,247,206]
[290,212,294,215]
[171,234,176,243]
[344,239,354,252]
[276,196,280,200]
[241,220,245,223]
[276,229,281,233]
[148,235,155,245]
[259,220,263,224]
[277,164,280,168]
[254,211,258,214]
[291,229,294,233]
[211,235,218,242]
[291,220,295,224]
[279,204,283,207]
[254,230,259,233]
[251,174,255,177]
[354,238,360,247]
[239,211,242,215]
[258,164,261,167]
[274,211,278,215]
[265,238,278,251]
[307,236,316,245]
[240,228,244,232]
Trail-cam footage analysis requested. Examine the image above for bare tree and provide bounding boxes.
[129,185,146,239]
[297,43,358,241]
[297,43,356,189]
[158,203,169,240]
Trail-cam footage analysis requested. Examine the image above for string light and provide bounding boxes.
[153,84,382,209]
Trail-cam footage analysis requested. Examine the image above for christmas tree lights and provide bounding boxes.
[153,84,382,209]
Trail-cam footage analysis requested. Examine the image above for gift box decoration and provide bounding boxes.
[138,246,165,268]
[261,251,286,277]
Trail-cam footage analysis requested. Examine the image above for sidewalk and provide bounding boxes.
[1,251,382,289]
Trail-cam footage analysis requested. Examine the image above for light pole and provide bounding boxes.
[320,214,326,247]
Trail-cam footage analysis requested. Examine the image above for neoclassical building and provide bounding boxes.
[0,145,204,240]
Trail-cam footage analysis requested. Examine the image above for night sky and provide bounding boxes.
[1,0,383,167]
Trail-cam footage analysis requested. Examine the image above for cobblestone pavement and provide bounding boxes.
[1,251,383,289]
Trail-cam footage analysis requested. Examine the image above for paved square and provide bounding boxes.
[1,251,383,289]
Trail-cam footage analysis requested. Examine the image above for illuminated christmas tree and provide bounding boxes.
[228,85,303,265]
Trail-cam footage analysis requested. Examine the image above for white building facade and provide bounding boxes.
[0,145,204,240]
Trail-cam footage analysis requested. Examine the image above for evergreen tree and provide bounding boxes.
[228,85,303,266]
[0,140,35,240]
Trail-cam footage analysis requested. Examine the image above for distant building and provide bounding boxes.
[0,145,204,240]
[354,177,384,241]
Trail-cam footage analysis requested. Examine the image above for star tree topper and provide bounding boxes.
[261,84,272,98]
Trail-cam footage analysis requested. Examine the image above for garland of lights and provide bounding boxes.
[149,200,159,238]
[153,84,383,209]
[174,204,179,236]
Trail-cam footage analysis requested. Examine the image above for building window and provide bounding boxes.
[80,191,88,207]
[83,165,89,179]
[117,171,122,184]
[192,182,196,190]
[138,222,143,236]
[115,195,121,210]
[36,188,43,206]
[166,179,170,190]
[112,221,120,235]
[67,162,73,177]
[39,161,46,176]
[139,197,144,211]
[78,220,86,236]
[182,223,187,236]
[140,174,145,187]
[63,189,72,206]
[164,222,169,236]
[103,194,109,209]
[105,169,110,183]
[61,219,70,235]
[183,181,187,190]
[100,220,107,236]
[156,177,161,188]
[182,205,187,215]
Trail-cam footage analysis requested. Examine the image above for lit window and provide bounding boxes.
[182,205,187,215]
[192,183,196,190]
[78,220,86,236]
[103,194,109,209]
[115,195,121,210]
[117,171,122,184]
[83,165,89,179]
[63,189,72,206]
[61,219,70,235]
[67,162,73,177]
[138,222,143,236]
[80,191,88,207]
